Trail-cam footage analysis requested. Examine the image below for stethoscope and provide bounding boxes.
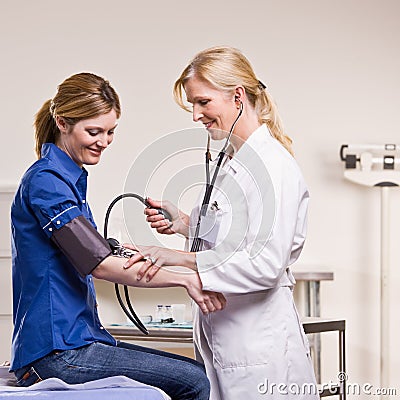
[191,99,243,252]
[104,99,243,333]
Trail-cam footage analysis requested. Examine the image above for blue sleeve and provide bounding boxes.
[27,169,83,238]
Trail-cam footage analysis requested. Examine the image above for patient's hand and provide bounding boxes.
[184,273,226,314]
[121,244,226,314]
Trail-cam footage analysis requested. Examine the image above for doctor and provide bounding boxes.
[126,46,319,399]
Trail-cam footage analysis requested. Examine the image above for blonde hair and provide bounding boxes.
[173,46,293,156]
[34,72,121,158]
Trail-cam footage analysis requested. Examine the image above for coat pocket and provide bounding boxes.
[209,291,274,369]
[197,200,231,246]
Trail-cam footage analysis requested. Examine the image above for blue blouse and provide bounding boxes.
[10,143,115,371]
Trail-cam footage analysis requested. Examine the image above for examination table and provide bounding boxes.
[0,366,170,399]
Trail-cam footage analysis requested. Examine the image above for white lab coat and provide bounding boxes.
[189,125,319,399]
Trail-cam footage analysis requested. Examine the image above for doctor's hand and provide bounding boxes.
[145,198,189,238]
[122,244,196,282]
[122,244,226,314]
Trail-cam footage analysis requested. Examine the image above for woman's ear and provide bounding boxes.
[55,116,68,133]
[233,86,246,105]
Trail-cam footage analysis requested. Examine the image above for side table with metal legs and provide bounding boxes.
[293,270,334,384]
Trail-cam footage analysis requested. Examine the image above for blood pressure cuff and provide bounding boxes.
[51,215,112,277]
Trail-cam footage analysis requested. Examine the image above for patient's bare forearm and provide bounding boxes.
[92,256,226,314]
[92,255,190,288]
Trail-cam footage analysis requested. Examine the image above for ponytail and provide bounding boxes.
[34,99,58,159]
[256,90,294,157]
[173,46,294,157]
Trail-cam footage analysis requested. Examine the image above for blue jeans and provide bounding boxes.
[14,341,210,400]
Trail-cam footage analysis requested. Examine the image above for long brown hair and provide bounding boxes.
[173,46,294,156]
[34,72,121,158]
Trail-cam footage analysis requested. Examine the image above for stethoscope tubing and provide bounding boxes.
[103,101,243,332]
[191,101,243,252]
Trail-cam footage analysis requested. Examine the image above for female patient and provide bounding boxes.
[10,72,225,400]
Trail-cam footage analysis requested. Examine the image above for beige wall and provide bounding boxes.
[1,0,399,392]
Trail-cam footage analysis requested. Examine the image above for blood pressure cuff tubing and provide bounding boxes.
[51,215,112,277]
